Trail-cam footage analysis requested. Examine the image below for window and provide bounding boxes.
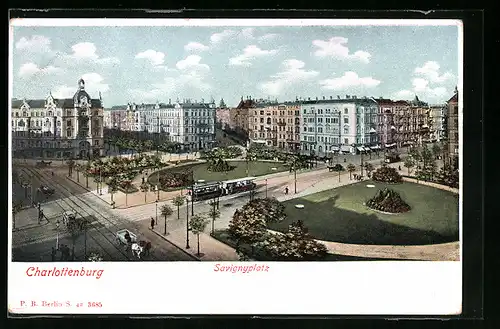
[343,126,349,134]
[94,140,100,146]
[303,126,307,132]
[318,118,323,123]
[260,111,264,115]
[344,138,349,144]
[260,118,264,123]
[267,118,272,125]
[318,127,323,133]
[344,117,349,124]
[303,109,307,114]
[344,108,348,114]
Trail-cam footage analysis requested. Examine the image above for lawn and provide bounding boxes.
[148,160,288,185]
[267,180,459,246]
[211,230,404,261]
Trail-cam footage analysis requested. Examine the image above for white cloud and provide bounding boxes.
[184,42,209,52]
[395,61,454,101]
[240,28,254,39]
[176,55,210,72]
[414,61,454,84]
[15,35,52,53]
[312,37,371,63]
[319,71,381,90]
[63,42,120,66]
[135,49,165,66]
[260,59,319,96]
[210,30,235,44]
[18,62,61,78]
[52,73,109,99]
[228,45,278,66]
[258,33,279,42]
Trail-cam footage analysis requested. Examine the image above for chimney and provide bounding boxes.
[308,97,311,101]
[169,99,171,104]
[346,95,349,99]
[315,96,318,100]
[330,96,333,100]
[337,95,340,99]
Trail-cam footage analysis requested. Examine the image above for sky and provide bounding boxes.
[11,21,460,108]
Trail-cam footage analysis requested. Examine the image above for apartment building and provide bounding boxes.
[11,79,104,159]
[446,88,459,161]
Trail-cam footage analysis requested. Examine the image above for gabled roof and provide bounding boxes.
[447,92,458,103]
[12,98,102,109]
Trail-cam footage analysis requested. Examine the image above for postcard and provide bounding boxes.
[8,16,463,315]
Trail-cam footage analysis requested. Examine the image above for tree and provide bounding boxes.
[255,220,328,261]
[140,181,150,203]
[240,198,286,224]
[172,195,185,220]
[74,164,82,182]
[66,216,90,260]
[403,157,415,175]
[189,214,209,256]
[346,163,356,180]
[108,177,119,206]
[208,201,221,235]
[67,159,75,177]
[228,208,267,254]
[12,201,23,230]
[432,143,442,160]
[160,204,173,235]
[364,162,374,177]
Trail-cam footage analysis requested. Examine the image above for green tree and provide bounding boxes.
[12,201,23,230]
[189,214,209,256]
[432,143,442,160]
[208,200,221,235]
[364,162,374,177]
[66,216,91,260]
[67,159,75,177]
[160,204,174,235]
[107,177,119,206]
[228,208,267,254]
[140,181,150,203]
[403,157,415,175]
[346,163,356,180]
[172,195,185,220]
[255,220,328,261]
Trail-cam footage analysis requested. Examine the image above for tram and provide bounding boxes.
[187,177,257,201]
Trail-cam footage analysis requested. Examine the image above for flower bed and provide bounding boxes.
[116,180,139,194]
[371,165,403,183]
[158,170,193,190]
[366,188,411,213]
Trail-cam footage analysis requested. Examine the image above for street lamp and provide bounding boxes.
[55,218,60,250]
[185,196,190,249]
[155,200,158,226]
[265,178,268,198]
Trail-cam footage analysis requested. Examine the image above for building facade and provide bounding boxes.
[446,89,459,162]
[300,96,379,155]
[428,104,446,142]
[246,99,301,150]
[374,98,397,148]
[11,79,104,159]
[104,99,216,151]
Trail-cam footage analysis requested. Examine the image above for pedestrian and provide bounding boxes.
[285,186,289,195]
[51,247,56,261]
[398,165,401,171]
[150,217,155,230]
[51,171,54,176]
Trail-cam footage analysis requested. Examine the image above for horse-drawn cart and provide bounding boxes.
[115,229,151,259]
[116,229,137,244]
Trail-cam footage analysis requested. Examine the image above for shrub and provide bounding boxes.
[366,188,411,213]
[158,170,193,189]
[372,165,403,183]
[241,198,287,224]
[331,164,345,171]
[207,158,235,172]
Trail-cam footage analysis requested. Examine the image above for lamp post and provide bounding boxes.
[191,170,195,216]
[265,178,268,198]
[55,218,60,250]
[156,185,160,201]
[185,196,190,249]
[155,200,158,226]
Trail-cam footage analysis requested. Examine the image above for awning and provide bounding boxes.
[364,146,372,151]
[369,128,377,133]
[385,143,396,148]
[370,145,381,150]
[330,146,340,151]
[422,124,429,128]
[340,145,351,152]
[357,147,365,152]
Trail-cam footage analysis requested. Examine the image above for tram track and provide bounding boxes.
[20,167,150,261]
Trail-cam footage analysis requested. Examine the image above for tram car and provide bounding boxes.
[188,177,257,201]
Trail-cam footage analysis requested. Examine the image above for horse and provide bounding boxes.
[139,240,152,256]
[131,243,143,259]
